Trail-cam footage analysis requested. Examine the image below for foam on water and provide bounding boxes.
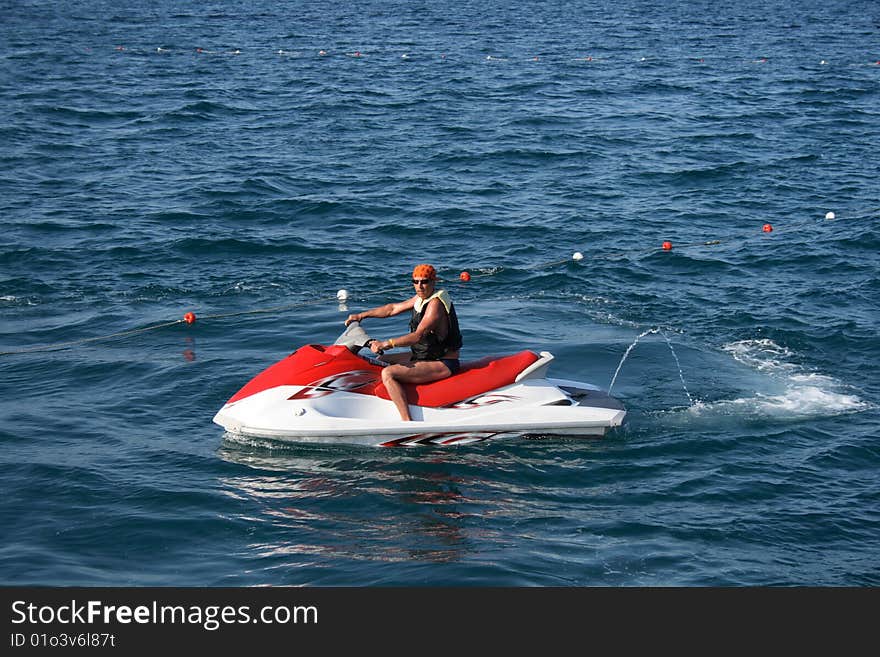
[686,339,872,420]
[723,338,798,373]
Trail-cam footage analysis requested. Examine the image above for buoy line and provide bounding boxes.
[533,210,871,268]
[0,209,872,356]
[0,284,408,356]
[0,319,185,356]
[98,45,880,69]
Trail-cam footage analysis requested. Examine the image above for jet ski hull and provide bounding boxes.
[214,384,623,445]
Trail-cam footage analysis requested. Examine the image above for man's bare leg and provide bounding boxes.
[381,361,452,421]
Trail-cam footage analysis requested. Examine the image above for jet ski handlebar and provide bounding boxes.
[334,321,385,357]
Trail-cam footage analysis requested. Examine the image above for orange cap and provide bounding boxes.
[412,264,436,280]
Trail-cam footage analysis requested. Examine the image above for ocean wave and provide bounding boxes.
[3,0,879,587]
[0,295,38,306]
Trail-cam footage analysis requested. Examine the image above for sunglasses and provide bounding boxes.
[412,279,434,285]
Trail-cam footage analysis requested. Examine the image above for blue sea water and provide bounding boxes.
[1,0,878,586]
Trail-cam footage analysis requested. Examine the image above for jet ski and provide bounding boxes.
[213,322,626,447]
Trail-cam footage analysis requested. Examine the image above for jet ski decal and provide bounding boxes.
[450,394,519,409]
[288,370,378,399]
[379,432,503,447]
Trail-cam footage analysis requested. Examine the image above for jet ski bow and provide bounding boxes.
[213,322,626,446]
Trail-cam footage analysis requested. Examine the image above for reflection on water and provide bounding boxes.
[216,437,477,567]
[214,433,619,584]
[182,336,196,362]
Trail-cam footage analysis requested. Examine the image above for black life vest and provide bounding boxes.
[408,290,463,361]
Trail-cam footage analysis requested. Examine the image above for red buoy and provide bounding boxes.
[762,223,773,233]
[460,271,471,282]
[662,241,673,251]
[184,312,196,325]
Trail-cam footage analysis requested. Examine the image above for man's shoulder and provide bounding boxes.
[428,290,452,313]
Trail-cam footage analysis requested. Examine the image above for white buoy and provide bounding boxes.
[336,289,349,301]
[825,211,835,220]
[573,252,584,261]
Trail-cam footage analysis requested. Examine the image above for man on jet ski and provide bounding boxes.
[344,264,463,421]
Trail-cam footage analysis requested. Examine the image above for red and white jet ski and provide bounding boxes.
[213,322,626,446]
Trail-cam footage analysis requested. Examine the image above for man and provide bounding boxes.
[344,264,462,421]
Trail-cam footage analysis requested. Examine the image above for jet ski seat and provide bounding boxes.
[375,350,542,408]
